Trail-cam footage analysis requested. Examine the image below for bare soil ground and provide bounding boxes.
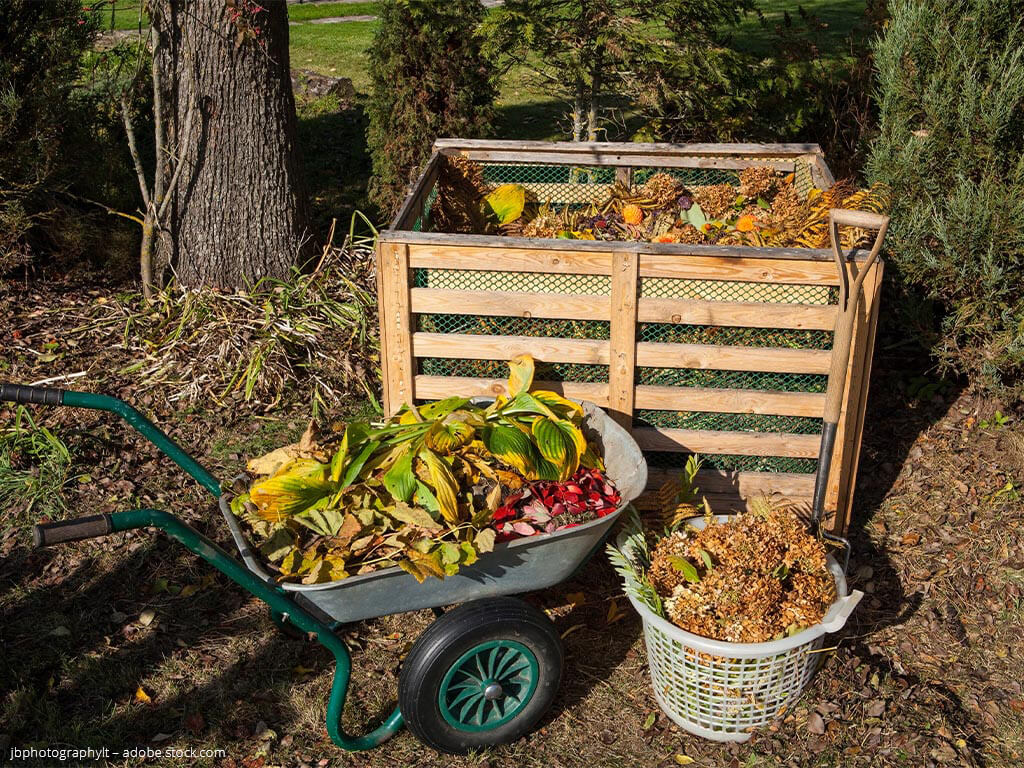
[1,268,1022,768]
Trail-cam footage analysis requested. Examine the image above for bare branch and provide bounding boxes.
[156,95,197,222]
[121,94,152,210]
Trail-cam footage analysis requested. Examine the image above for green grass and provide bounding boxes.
[287,2,381,22]
[733,0,869,58]
[0,408,73,524]
[289,21,378,92]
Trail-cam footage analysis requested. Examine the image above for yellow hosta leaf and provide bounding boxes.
[485,184,526,225]
[249,459,335,522]
[482,424,536,477]
[246,445,296,477]
[424,416,475,453]
[531,389,583,417]
[506,354,535,396]
[418,449,460,524]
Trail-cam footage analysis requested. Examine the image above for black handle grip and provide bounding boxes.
[33,514,113,548]
[0,383,65,406]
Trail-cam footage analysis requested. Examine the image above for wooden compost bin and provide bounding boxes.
[376,140,883,535]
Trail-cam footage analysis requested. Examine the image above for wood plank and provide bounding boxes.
[449,150,798,171]
[638,297,836,330]
[644,468,815,499]
[415,375,608,405]
[412,333,610,364]
[640,253,841,284]
[829,261,884,534]
[374,242,392,415]
[633,427,821,458]
[608,251,639,428]
[391,151,442,231]
[382,230,873,264]
[410,288,609,320]
[382,242,415,414]
[634,385,825,417]
[406,244,614,275]
[635,342,831,374]
[433,138,824,158]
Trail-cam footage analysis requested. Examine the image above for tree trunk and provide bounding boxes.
[151,0,309,289]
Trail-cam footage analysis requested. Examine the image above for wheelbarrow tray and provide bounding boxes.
[220,401,647,625]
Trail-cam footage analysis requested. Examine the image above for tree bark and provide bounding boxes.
[151,0,309,289]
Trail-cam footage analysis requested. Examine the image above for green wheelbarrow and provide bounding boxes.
[0,384,647,754]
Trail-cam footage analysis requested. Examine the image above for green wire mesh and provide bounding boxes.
[645,451,819,475]
[404,155,833,481]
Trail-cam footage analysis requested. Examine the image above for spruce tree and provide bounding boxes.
[867,0,1024,399]
[367,0,496,215]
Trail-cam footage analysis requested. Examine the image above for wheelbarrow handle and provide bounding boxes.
[0,383,65,406]
[33,514,114,547]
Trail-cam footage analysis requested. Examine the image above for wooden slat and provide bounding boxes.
[634,385,825,417]
[410,288,609,320]
[608,251,639,428]
[638,297,835,330]
[390,151,442,231]
[449,150,798,171]
[634,427,820,458]
[406,244,613,275]
[415,375,608,406]
[433,138,823,161]
[374,243,392,415]
[644,468,815,498]
[413,333,610,364]
[640,253,840,284]
[635,342,831,374]
[381,243,415,414]
[386,231,872,264]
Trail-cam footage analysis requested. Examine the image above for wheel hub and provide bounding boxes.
[438,640,540,732]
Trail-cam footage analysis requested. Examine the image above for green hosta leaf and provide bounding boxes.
[418,449,460,524]
[497,390,557,419]
[482,424,536,476]
[389,501,441,530]
[424,416,475,453]
[418,396,471,420]
[531,416,586,481]
[697,548,713,571]
[485,183,526,225]
[383,447,417,502]
[668,556,700,584]
[294,500,346,537]
[339,440,379,489]
[474,528,496,553]
[249,459,335,523]
[685,203,706,231]
[507,354,535,396]
[531,389,583,418]
[414,480,440,514]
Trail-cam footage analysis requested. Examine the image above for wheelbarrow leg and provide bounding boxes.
[33,509,405,751]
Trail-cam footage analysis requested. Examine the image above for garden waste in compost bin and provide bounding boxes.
[432,156,890,249]
[232,355,622,585]
[609,458,836,644]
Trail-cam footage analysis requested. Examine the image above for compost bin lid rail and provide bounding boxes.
[431,138,828,158]
[377,230,877,264]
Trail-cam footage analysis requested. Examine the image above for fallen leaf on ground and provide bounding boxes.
[138,609,156,626]
[807,712,826,734]
[674,755,695,765]
[134,686,152,705]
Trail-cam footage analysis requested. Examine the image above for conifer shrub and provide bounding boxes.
[366,0,496,215]
[867,0,1024,400]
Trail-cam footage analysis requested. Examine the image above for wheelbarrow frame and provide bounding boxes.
[1,384,645,752]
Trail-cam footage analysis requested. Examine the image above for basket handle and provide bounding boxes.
[819,590,863,634]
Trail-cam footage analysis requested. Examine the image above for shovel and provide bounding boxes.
[811,209,890,563]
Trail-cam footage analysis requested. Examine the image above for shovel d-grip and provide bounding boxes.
[0,383,404,751]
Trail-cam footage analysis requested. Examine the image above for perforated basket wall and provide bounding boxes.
[378,141,883,533]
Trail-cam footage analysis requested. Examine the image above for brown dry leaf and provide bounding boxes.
[565,591,585,607]
[606,599,625,625]
[184,712,205,734]
[866,700,886,717]
[807,712,826,734]
[901,532,921,546]
[297,420,318,453]
[334,514,362,547]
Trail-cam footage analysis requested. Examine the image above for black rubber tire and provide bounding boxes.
[398,597,563,754]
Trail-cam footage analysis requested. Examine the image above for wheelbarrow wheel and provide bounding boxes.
[398,597,563,754]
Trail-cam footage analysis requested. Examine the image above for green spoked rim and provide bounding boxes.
[438,640,540,732]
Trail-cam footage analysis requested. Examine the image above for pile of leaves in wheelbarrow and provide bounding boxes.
[231,356,621,584]
[432,156,891,249]
[608,458,835,643]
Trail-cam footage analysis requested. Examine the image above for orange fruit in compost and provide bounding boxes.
[622,204,644,225]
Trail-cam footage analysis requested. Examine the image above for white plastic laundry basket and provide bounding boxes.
[617,517,863,743]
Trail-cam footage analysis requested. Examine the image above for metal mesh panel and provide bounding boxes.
[640,279,837,305]
[418,313,610,339]
[413,268,610,295]
[636,367,826,393]
[480,163,617,206]
[634,410,822,435]
[632,167,741,188]
[638,323,832,350]
[418,358,609,383]
[645,450,818,474]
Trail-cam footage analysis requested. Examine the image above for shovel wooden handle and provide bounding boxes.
[823,210,890,424]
